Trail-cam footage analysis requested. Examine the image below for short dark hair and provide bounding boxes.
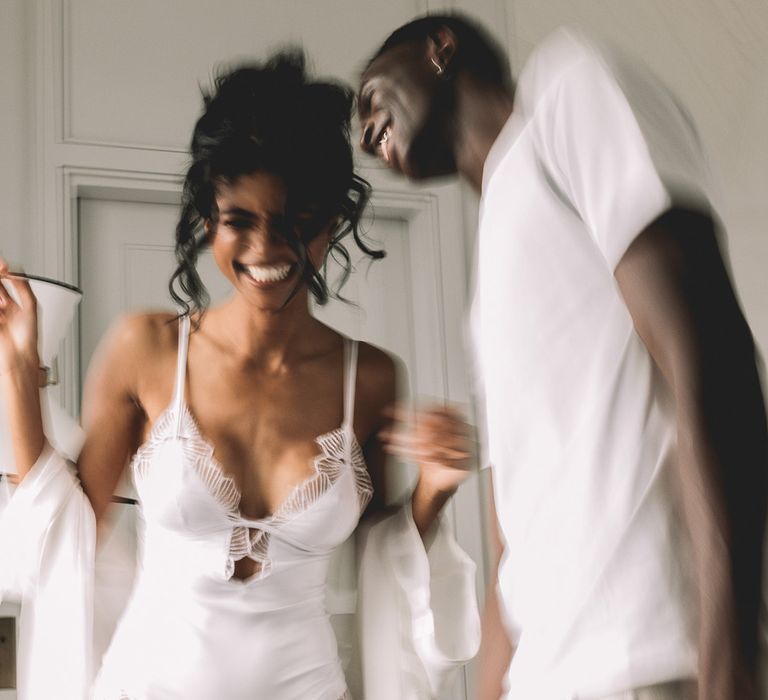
[368,13,512,90]
[171,50,382,318]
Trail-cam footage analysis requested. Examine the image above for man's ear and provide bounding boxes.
[427,27,458,74]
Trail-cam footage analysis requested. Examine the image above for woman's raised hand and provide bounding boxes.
[0,257,39,378]
[381,403,475,495]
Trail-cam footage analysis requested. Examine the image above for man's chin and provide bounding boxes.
[403,142,457,181]
[403,158,457,181]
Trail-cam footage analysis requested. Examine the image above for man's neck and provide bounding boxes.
[452,76,515,193]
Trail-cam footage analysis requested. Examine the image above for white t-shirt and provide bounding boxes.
[470,28,709,698]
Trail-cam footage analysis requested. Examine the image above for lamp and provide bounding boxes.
[0,274,84,476]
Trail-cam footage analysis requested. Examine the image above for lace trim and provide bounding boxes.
[132,404,373,582]
[133,406,241,508]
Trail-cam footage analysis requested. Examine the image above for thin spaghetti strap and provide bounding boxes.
[172,314,191,437]
[342,338,358,434]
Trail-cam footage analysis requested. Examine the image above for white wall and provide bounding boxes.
[0,0,35,267]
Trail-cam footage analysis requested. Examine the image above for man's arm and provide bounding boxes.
[476,478,514,700]
[615,207,768,699]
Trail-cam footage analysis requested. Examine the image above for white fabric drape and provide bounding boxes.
[0,444,95,700]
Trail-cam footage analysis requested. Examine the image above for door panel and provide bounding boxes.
[78,198,233,374]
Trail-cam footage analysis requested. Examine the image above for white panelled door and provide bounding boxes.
[78,198,232,375]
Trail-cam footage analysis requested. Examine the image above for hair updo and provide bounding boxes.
[170,50,382,317]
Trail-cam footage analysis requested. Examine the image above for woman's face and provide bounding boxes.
[209,171,331,312]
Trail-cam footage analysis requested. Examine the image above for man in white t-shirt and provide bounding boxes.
[358,13,767,700]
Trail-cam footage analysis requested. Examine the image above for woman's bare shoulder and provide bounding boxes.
[355,340,401,410]
[103,310,179,357]
[85,310,180,396]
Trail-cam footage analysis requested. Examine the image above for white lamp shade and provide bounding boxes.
[1,275,84,473]
[1,276,83,364]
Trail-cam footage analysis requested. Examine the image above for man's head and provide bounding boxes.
[358,13,511,180]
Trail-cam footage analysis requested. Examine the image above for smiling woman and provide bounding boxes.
[171,53,383,319]
[0,48,479,700]
[211,171,310,312]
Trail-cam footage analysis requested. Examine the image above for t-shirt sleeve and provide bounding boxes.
[543,42,710,270]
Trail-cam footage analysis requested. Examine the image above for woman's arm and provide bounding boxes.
[354,345,483,696]
[0,260,148,523]
[383,404,474,537]
[358,344,398,515]
[0,264,45,478]
[76,314,150,522]
[358,343,474,538]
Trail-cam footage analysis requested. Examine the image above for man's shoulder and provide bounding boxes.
[523,27,687,124]
[527,27,596,69]
[517,27,603,108]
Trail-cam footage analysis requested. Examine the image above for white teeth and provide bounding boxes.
[378,127,391,162]
[244,263,292,283]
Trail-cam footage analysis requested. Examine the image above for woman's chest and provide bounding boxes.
[131,406,371,570]
[139,366,354,515]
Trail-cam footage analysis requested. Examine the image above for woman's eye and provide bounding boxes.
[225,219,251,231]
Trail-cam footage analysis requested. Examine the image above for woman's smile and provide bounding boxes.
[234,260,297,288]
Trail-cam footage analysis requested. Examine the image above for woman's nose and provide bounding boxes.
[243,220,290,250]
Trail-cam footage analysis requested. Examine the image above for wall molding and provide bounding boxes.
[57,0,188,152]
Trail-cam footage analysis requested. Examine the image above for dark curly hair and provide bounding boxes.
[170,50,383,318]
[367,13,512,91]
